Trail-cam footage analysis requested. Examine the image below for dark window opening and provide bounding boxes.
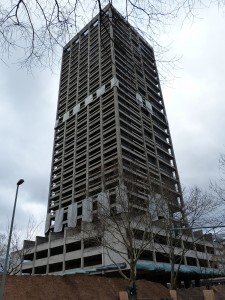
[66,241,81,252]
[156,252,170,263]
[186,257,197,266]
[195,243,205,253]
[174,255,183,265]
[183,241,194,251]
[171,238,182,248]
[36,249,48,259]
[23,253,34,261]
[77,206,82,216]
[154,234,168,245]
[22,268,32,275]
[65,258,81,270]
[139,250,153,261]
[34,265,46,275]
[49,262,63,273]
[206,246,214,255]
[83,254,102,267]
[50,245,64,256]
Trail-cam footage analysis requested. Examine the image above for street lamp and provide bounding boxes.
[0,179,24,300]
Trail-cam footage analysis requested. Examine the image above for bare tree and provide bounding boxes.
[0,216,42,275]
[156,186,222,289]
[81,156,223,292]
[81,165,164,298]
[211,153,225,205]
[0,0,223,69]
[0,233,7,272]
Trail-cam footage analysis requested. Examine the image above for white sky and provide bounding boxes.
[163,6,225,188]
[0,5,224,235]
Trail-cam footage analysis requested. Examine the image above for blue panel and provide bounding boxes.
[136,260,225,276]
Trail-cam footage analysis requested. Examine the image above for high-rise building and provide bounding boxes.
[21,5,221,282]
[47,4,183,227]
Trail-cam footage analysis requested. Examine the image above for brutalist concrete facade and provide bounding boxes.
[21,5,222,279]
[47,4,183,233]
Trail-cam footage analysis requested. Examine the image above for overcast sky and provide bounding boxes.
[0,5,224,236]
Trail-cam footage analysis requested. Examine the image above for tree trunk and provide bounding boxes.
[129,263,138,300]
[170,258,177,290]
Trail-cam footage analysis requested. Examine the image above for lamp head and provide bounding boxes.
[17,179,24,186]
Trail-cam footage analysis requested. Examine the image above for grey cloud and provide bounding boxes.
[1,6,225,234]
[0,64,58,232]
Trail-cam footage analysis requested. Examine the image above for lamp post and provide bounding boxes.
[0,179,24,300]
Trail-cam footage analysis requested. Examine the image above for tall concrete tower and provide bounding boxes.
[47,5,182,233]
[21,5,216,279]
